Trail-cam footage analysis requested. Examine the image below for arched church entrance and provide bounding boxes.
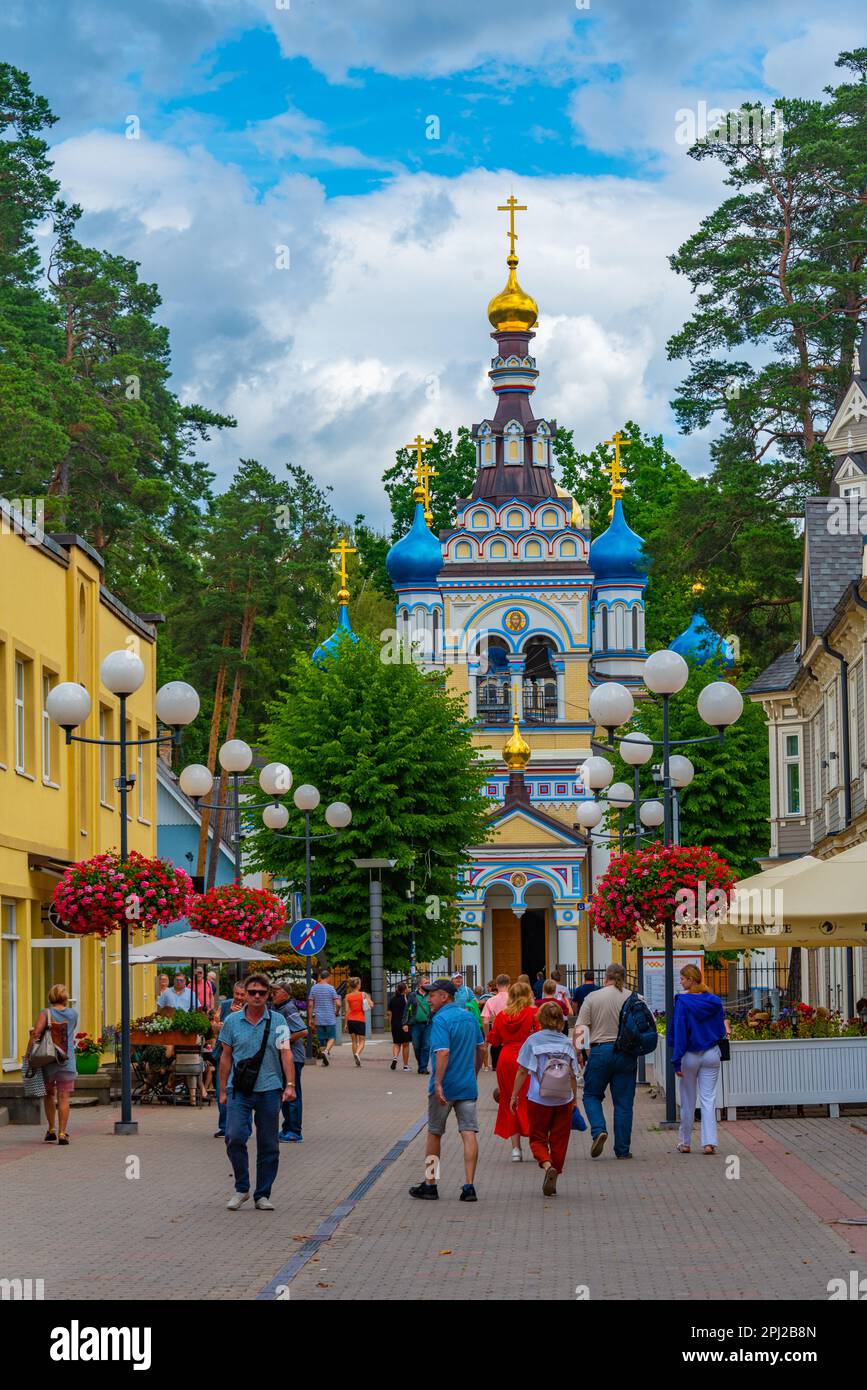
[484,884,555,981]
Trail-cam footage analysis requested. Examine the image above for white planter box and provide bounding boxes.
[650,1035,867,1120]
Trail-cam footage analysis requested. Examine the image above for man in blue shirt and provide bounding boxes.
[157,973,193,1010]
[409,979,485,1204]
[452,972,476,1010]
[571,970,599,1011]
[219,974,295,1210]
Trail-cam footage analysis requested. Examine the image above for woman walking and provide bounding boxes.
[672,964,727,1155]
[512,1002,582,1196]
[30,984,78,1145]
[489,980,537,1161]
[344,977,373,1067]
[388,982,411,1071]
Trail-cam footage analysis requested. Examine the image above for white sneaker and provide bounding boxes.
[226,1192,250,1210]
[403,1066,410,1071]
[255,1197,275,1211]
[511,1148,523,1162]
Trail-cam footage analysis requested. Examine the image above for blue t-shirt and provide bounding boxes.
[217,1007,290,1092]
[428,1002,484,1102]
[571,982,599,1009]
[157,987,193,1010]
[308,982,340,1025]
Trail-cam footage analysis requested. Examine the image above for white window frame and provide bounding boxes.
[42,672,53,783]
[2,901,19,1068]
[14,659,25,773]
[783,731,802,816]
[137,736,145,820]
[825,685,839,791]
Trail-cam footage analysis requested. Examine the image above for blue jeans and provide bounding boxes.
[582,1043,637,1156]
[280,1061,303,1136]
[217,1080,233,1135]
[410,1021,431,1071]
[226,1087,282,1199]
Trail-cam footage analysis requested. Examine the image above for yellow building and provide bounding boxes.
[0,514,159,1078]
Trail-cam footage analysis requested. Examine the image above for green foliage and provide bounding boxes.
[167,1009,213,1037]
[624,661,770,879]
[247,638,492,970]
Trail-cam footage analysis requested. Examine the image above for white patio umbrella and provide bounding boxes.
[705,844,867,947]
[122,930,273,965]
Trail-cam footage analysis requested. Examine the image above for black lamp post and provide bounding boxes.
[47,658,201,1136]
[586,653,743,1125]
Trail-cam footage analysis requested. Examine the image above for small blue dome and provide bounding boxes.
[386,501,443,589]
[590,499,647,584]
[670,610,733,668]
[313,604,357,666]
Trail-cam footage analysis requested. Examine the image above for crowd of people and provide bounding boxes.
[23,956,728,1209]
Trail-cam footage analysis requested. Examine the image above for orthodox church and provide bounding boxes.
[383,199,651,985]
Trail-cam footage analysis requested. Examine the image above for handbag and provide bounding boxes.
[23,1056,46,1098]
[717,1036,731,1062]
[232,1012,272,1096]
[29,1008,67,1070]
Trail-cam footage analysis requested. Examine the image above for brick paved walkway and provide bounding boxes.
[1,1036,864,1301]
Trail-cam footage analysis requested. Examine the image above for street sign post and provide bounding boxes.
[289,918,327,957]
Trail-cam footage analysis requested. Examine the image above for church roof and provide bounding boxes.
[386,499,443,589]
[670,610,733,668]
[312,603,357,665]
[589,499,648,584]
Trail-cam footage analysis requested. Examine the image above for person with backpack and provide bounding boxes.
[671,964,727,1155]
[511,1001,582,1196]
[575,961,655,1160]
[404,975,432,1074]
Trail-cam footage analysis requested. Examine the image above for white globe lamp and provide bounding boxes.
[156,681,200,727]
[46,682,92,730]
[179,764,214,801]
[639,799,665,828]
[218,739,253,774]
[643,649,689,696]
[697,681,744,729]
[619,731,653,766]
[294,784,320,812]
[259,762,292,797]
[101,649,145,696]
[263,803,290,831]
[325,801,352,830]
[588,681,635,730]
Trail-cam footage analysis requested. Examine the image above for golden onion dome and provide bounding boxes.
[503,711,531,771]
[487,253,538,333]
[556,485,584,528]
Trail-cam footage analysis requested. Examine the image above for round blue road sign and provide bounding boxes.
[288,918,327,956]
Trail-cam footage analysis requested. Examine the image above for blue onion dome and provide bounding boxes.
[589,499,648,583]
[385,496,443,589]
[671,609,734,668]
[312,603,357,666]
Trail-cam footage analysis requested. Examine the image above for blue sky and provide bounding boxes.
[2,0,865,523]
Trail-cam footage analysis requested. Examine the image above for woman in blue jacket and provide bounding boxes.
[671,965,727,1154]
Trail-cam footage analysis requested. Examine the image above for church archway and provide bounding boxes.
[522,635,557,723]
[476,635,511,723]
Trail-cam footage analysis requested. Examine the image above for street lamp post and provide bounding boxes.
[587,657,743,1125]
[47,659,201,1135]
[353,859,398,1031]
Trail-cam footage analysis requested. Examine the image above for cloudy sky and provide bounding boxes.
[5,0,864,525]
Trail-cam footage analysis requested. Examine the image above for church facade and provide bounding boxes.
[386,201,649,984]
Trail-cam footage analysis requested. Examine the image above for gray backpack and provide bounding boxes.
[538,1052,573,1102]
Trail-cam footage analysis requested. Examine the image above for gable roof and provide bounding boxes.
[802,497,864,644]
[745,644,800,695]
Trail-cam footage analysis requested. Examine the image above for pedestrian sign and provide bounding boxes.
[288,918,327,956]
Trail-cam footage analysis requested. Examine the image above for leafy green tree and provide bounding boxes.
[622,662,770,879]
[247,637,492,969]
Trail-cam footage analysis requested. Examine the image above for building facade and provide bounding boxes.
[747,329,867,1013]
[0,516,160,1074]
[386,206,649,984]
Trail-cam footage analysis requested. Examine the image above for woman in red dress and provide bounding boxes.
[490,981,538,1161]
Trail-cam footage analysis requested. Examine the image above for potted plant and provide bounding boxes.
[129,1009,212,1047]
[588,842,736,943]
[52,851,195,938]
[74,1032,104,1075]
[187,883,286,945]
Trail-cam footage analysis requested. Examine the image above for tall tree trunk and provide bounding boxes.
[195,622,232,878]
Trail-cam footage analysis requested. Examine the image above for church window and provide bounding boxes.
[476,637,511,724]
[508,439,520,462]
[631,607,639,649]
[432,607,440,657]
[454,541,472,559]
[489,540,508,558]
[541,509,558,527]
[535,441,544,462]
[524,540,542,558]
[613,603,627,648]
[559,540,577,557]
[507,509,524,528]
[471,511,487,529]
[522,638,557,724]
[600,608,609,650]
[484,441,493,463]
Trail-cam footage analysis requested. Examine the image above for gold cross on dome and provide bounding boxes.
[497,195,528,258]
[602,430,632,518]
[406,434,437,524]
[331,536,357,599]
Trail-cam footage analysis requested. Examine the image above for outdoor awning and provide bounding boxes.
[119,931,273,965]
[705,843,867,948]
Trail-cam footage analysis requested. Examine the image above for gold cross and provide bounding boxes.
[406,434,437,524]
[602,431,632,518]
[331,536,357,601]
[497,195,528,258]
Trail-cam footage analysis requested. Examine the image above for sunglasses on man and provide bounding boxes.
[246,987,269,998]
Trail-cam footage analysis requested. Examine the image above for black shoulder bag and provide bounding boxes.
[232,1012,272,1096]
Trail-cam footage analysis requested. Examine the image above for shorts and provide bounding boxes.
[316,1024,337,1044]
[427,1094,479,1137]
[347,1020,365,1036]
[44,1073,75,1096]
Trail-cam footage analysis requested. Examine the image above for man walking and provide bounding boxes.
[404,974,432,1074]
[481,974,510,1069]
[307,968,341,1066]
[219,974,296,1210]
[409,979,485,1203]
[271,982,309,1143]
[575,962,637,1160]
[452,972,476,1010]
[571,969,599,1012]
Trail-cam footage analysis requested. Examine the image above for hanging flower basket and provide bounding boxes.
[588,843,736,944]
[52,851,195,939]
[187,884,287,945]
